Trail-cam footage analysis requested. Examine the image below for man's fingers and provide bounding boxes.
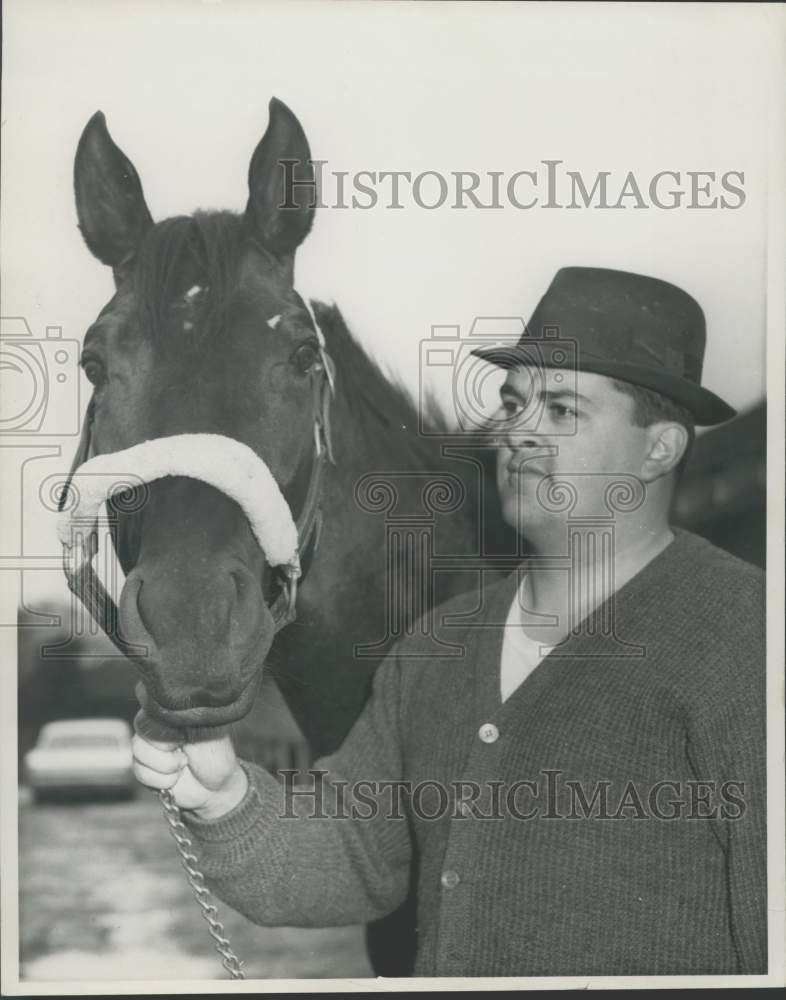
[131,708,241,811]
[133,759,182,791]
[132,733,186,775]
[133,761,215,812]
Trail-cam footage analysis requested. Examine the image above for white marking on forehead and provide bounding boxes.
[184,285,202,300]
[266,314,282,330]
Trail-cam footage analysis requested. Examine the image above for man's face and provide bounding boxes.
[494,366,652,536]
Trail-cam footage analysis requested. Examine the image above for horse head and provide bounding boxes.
[70,99,326,727]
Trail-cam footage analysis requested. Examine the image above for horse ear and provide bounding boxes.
[246,98,315,256]
[74,111,153,274]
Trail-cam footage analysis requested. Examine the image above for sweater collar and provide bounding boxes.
[479,529,699,655]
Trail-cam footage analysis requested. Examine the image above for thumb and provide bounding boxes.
[181,726,239,791]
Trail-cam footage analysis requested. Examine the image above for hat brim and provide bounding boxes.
[470,346,736,426]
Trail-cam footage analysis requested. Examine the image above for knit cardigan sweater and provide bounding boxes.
[185,529,767,977]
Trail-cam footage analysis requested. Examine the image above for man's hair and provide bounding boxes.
[610,379,696,478]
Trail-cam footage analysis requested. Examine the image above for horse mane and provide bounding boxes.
[311,301,453,468]
[310,301,514,557]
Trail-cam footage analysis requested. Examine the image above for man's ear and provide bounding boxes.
[641,422,690,482]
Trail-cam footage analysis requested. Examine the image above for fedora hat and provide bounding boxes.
[471,267,735,425]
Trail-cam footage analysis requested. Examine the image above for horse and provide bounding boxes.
[67,98,514,976]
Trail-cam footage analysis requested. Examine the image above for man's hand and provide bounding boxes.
[132,709,248,820]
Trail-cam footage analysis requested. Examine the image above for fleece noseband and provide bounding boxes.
[56,434,301,572]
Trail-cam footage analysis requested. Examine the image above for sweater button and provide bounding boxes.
[441,869,460,889]
[478,723,499,743]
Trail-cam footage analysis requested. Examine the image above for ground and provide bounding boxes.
[18,788,373,983]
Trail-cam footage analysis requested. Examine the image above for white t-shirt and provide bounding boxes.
[499,574,554,703]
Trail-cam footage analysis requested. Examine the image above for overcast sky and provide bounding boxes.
[1,0,781,605]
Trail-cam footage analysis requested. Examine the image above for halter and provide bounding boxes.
[57,330,336,653]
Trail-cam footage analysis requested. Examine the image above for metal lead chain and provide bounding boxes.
[157,788,246,980]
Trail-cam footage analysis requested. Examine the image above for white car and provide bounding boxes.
[24,718,136,802]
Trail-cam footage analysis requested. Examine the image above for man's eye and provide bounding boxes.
[80,356,105,386]
[550,403,577,419]
[291,342,322,375]
[501,399,523,417]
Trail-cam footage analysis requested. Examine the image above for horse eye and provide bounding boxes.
[291,342,321,374]
[80,356,106,387]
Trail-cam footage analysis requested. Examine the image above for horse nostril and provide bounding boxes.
[117,571,160,661]
[231,568,247,598]
[134,579,156,637]
[230,562,263,604]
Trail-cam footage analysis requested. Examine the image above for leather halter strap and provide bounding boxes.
[266,358,334,630]
[59,352,335,653]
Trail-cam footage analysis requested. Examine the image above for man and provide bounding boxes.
[133,267,766,976]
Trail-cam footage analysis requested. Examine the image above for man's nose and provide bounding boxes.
[496,422,546,450]
[506,432,543,450]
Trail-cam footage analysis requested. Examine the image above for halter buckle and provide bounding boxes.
[284,568,298,618]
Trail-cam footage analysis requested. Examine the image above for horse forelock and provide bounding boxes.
[133,211,246,352]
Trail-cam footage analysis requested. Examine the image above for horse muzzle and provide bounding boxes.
[117,547,276,725]
[57,433,304,729]
[134,677,262,728]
